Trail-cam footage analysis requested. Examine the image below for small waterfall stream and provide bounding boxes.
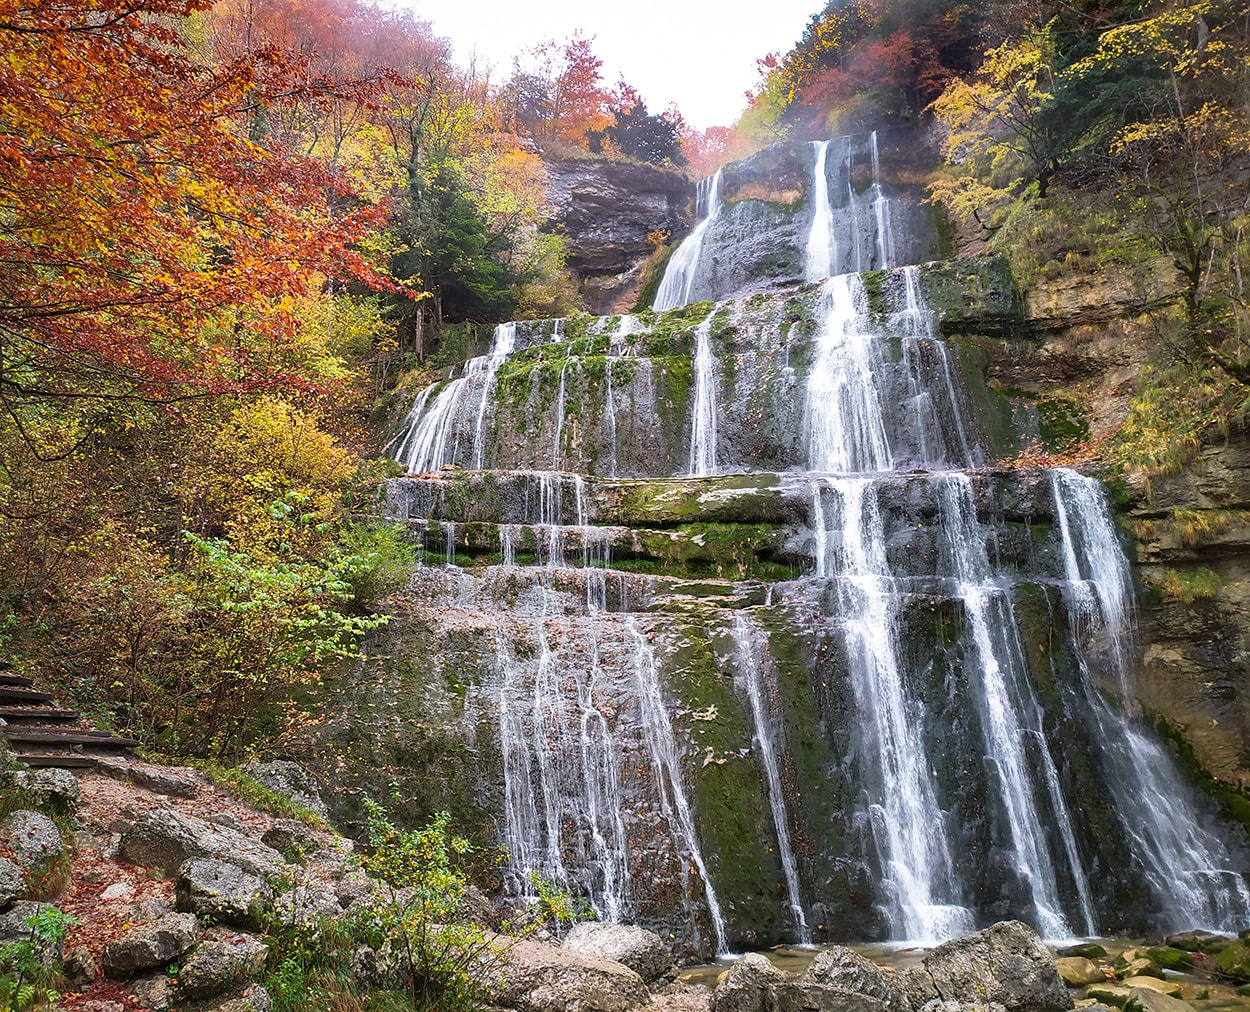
[731,613,811,944]
[381,132,1250,954]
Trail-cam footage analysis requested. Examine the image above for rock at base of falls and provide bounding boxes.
[562,922,676,985]
[898,921,1072,1012]
[488,936,651,1012]
[802,946,900,1003]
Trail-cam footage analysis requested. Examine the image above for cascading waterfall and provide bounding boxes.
[395,322,515,473]
[732,613,811,944]
[627,620,728,954]
[654,170,723,312]
[805,140,836,282]
[937,474,1095,938]
[1051,469,1250,931]
[815,477,973,943]
[688,311,720,476]
[381,132,1250,954]
[805,275,893,474]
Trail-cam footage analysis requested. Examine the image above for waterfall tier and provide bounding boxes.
[359,135,1250,958]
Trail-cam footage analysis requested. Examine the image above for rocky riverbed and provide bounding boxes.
[4,755,1250,1012]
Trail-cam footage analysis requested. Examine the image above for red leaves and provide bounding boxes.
[0,0,398,402]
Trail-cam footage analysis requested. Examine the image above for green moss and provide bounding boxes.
[861,270,888,316]
[1035,393,1091,453]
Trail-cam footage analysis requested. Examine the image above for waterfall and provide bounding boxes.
[805,275,893,474]
[395,322,516,473]
[816,478,974,943]
[1051,469,1250,931]
[380,135,1250,955]
[805,140,836,282]
[472,322,517,469]
[627,620,728,954]
[688,312,719,476]
[654,169,723,312]
[937,474,1095,937]
[732,613,811,944]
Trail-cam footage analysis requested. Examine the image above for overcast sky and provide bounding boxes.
[402,0,821,130]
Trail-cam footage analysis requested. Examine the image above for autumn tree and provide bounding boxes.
[501,33,611,150]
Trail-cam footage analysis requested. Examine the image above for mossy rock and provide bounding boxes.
[1215,941,1250,980]
[1145,948,1193,972]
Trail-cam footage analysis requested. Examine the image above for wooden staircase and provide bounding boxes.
[0,667,139,768]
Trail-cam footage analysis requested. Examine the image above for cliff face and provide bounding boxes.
[541,158,693,314]
[969,262,1250,795]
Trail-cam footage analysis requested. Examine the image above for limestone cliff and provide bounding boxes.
[541,158,692,315]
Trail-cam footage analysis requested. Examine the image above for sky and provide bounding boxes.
[402,0,822,130]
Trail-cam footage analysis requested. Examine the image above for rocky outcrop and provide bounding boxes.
[488,936,651,1012]
[119,808,287,878]
[561,922,674,984]
[178,934,269,1001]
[711,952,786,1012]
[102,911,201,978]
[898,921,1071,1012]
[176,858,273,929]
[542,158,692,314]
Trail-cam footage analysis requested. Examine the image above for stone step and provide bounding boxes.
[0,686,56,705]
[0,706,79,723]
[3,726,139,748]
[12,753,100,768]
[0,673,35,687]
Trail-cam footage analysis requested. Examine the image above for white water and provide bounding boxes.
[627,620,728,954]
[938,473,1094,938]
[732,613,811,944]
[805,140,836,282]
[805,275,893,473]
[654,170,723,312]
[396,322,516,473]
[1051,468,1250,932]
[816,478,974,943]
[869,132,895,269]
[688,311,719,476]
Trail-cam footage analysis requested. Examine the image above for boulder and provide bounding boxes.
[1114,960,1161,981]
[1057,945,1107,960]
[1214,941,1250,980]
[803,946,899,1003]
[1,810,65,885]
[898,921,1071,1012]
[1143,948,1192,972]
[273,881,343,925]
[119,808,286,878]
[133,974,174,1010]
[214,983,273,1011]
[178,935,269,1000]
[1122,989,1194,1012]
[0,902,66,966]
[1054,958,1104,987]
[261,819,319,860]
[64,944,100,986]
[712,952,786,1012]
[1119,979,1180,998]
[1164,932,1231,954]
[562,922,675,984]
[176,858,273,929]
[97,758,199,799]
[101,911,200,978]
[1084,986,1133,1007]
[0,857,24,905]
[488,936,650,1012]
[766,981,891,1012]
[243,761,330,821]
[12,768,80,813]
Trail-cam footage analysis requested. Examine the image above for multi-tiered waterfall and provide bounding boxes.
[378,134,1250,956]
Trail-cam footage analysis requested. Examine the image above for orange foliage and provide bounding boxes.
[0,0,401,405]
